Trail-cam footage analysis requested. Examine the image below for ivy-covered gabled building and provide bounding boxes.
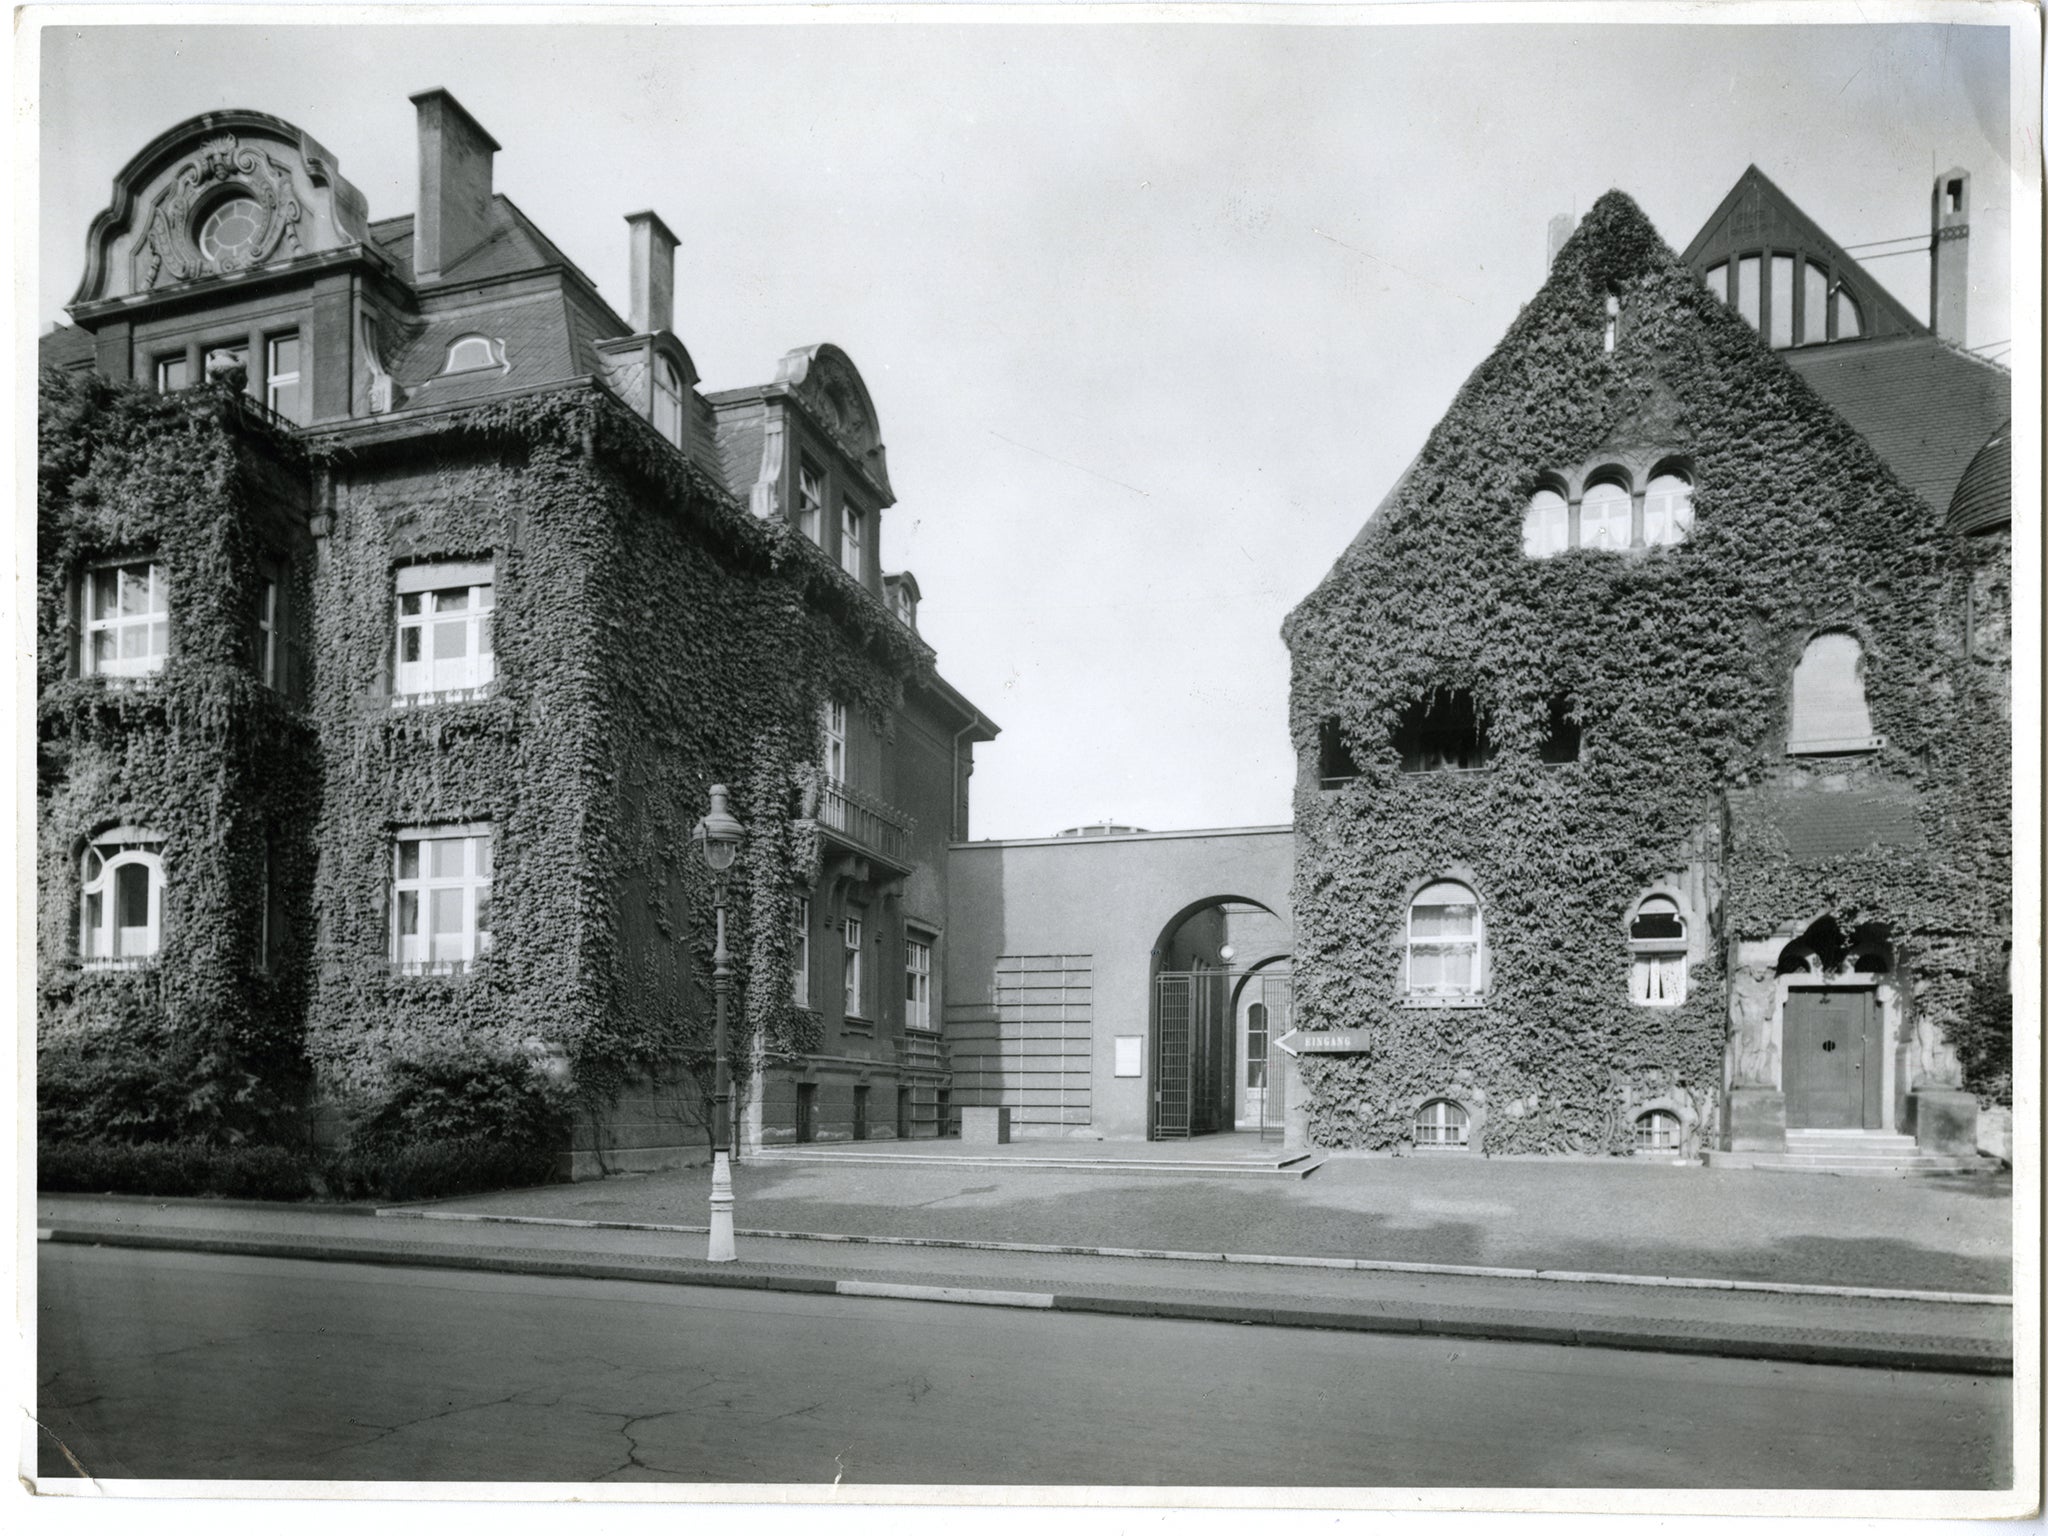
[1283,170,2010,1166]
[38,91,996,1173]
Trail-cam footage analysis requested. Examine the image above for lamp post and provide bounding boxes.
[691,783,744,1263]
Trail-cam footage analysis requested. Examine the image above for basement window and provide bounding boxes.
[1539,695,1581,763]
[1393,692,1490,773]
[1317,718,1361,788]
[1634,1109,1682,1152]
[1414,1098,1470,1149]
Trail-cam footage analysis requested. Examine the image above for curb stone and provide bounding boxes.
[39,1225,2011,1378]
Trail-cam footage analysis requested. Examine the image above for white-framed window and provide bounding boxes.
[83,561,169,679]
[821,699,848,781]
[253,575,280,687]
[266,332,305,424]
[1246,1001,1269,1089]
[79,828,165,967]
[839,500,865,581]
[791,896,812,1008]
[1788,632,1880,753]
[444,335,500,374]
[1628,894,1688,1007]
[1579,480,1632,551]
[1634,1109,1683,1152]
[843,912,865,1017]
[155,355,191,392]
[905,936,933,1030]
[391,825,493,973]
[394,562,495,702]
[797,462,825,544]
[653,357,685,448]
[1642,472,1694,548]
[1522,489,1570,559]
[1407,881,1482,996]
[1415,1098,1469,1148]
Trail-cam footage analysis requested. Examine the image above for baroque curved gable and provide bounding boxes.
[774,342,892,499]
[72,109,371,309]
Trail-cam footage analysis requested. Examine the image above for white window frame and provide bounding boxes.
[905,935,933,1031]
[1628,894,1688,1007]
[255,575,279,687]
[792,896,812,1008]
[1579,481,1632,552]
[1415,1098,1469,1149]
[1406,881,1483,998]
[391,824,493,974]
[265,331,304,423]
[797,463,825,544]
[1522,489,1570,559]
[155,354,191,392]
[1642,473,1694,548]
[821,699,848,782]
[843,913,865,1018]
[444,335,502,375]
[79,828,165,968]
[1635,1109,1683,1152]
[394,562,496,703]
[83,561,170,680]
[839,499,865,581]
[653,357,685,448]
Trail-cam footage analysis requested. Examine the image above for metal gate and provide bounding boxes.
[1153,968,1291,1140]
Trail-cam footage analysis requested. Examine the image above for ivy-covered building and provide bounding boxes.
[1284,167,2010,1166]
[38,92,996,1173]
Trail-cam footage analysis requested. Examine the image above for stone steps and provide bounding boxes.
[1707,1129,1994,1177]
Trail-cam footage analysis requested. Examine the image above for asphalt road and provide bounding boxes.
[36,1244,2012,1488]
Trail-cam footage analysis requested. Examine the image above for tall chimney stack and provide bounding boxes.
[1930,166,1970,346]
[625,211,679,335]
[411,90,500,282]
[1547,212,1576,268]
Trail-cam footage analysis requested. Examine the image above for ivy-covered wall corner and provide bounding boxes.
[1281,192,2007,1155]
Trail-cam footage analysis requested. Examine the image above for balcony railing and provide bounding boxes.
[817,776,915,868]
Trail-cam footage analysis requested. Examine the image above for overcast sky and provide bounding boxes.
[33,11,2017,841]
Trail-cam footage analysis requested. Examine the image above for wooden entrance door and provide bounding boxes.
[1782,989,1881,1128]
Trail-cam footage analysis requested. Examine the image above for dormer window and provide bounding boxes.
[653,357,684,448]
[443,335,502,375]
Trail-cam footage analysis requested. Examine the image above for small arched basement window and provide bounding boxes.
[1787,632,1881,754]
[1628,894,1687,1006]
[1634,1109,1682,1152]
[1407,881,1482,997]
[1642,472,1693,547]
[1580,480,1632,551]
[1414,1098,1470,1148]
[1523,489,1569,559]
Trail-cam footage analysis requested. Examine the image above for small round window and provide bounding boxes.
[198,195,265,270]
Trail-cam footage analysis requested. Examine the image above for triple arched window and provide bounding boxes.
[1522,468,1693,559]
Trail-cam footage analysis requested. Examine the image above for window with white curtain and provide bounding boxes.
[1522,489,1570,558]
[1642,472,1694,547]
[394,562,495,701]
[1407,881,1482,996]
[1579,481,1632,551]
[1628,894,1688,1006]
[391,826,493,973]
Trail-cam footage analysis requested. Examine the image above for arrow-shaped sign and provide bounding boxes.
[1273,1028,1367,1056]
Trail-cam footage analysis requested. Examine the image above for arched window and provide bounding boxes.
[1407,880,1482,996]
[1802,262,1830,344]
[1634,1109,1682,1152]
[1628,894,1687,1007]
[1580,480,1631,551]
[80,829,165,965]
[653,357,685,447]
[1642,472,1693,547]
[1522,489,1569,559]
[1788,632,1879,753]
[1835,288,1864,340]
[444,335,499,375]
[1414,1098,1469,1148]
[1246,1001,1269,1089]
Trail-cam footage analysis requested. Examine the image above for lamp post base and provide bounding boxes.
[707,1148,737,1262]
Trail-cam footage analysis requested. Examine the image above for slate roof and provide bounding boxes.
[1727,786,1927,864]
[1783,336,2012,520]
[1945,418,2011,535]
[39,324,95,372]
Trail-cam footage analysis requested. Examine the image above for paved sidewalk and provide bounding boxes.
[422,1148,2014,1293]
[39,1164,2015,1378]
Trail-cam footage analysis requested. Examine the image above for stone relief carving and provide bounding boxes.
[1728,963,1779,1087]
[133,134,303,290]
[1911,1014,1963,1089]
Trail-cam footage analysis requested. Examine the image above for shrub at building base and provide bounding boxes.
[39,1140,318,1201]
[337,1049,573,1198]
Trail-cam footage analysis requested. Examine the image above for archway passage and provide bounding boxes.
[1150,896,1291,1140]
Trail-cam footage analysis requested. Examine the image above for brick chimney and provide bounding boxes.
[411,89,500,282]
[1547,212,1576,268]
[625,211,679,335]
[1930,167,1970,346]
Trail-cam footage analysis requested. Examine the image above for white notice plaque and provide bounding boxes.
[1113,1036,1142,1077]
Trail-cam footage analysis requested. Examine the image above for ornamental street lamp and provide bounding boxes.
[691,783,745,1263]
